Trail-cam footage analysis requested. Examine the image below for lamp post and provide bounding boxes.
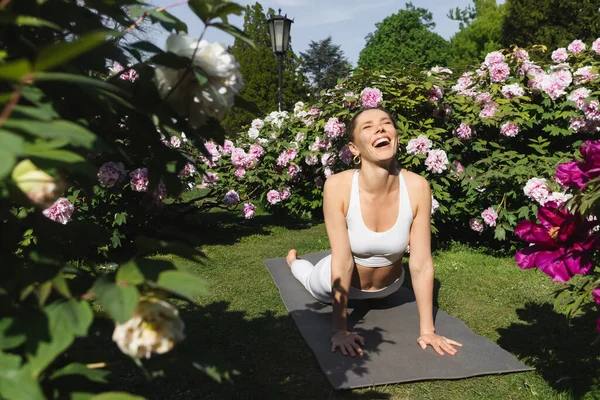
[267,9,293,112]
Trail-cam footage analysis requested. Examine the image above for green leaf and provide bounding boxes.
[188,0,211,22]
[0,15,60,30]
[0,319,26,350]
[27,300,93,377]
[116,262,145,286]
[32,72,131,97]
[0,59,31,81]
[50,363,109,383]
[128,41,164,54]
[5,120,97,148]
[151,52,190,69]
[210,22,256,50]
[90,392,145,400]
[0,354,45,400]
[156,270,207,301]
[193,67,208,85]
[35,31,112,71]
[0,130,24,178]
[52,273,72,299]
[92,277,138,324]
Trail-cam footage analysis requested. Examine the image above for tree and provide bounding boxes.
[502,0,600,50]
[447,0,506,72]
[222,3,308,134]
[358,2,450,70]
[300,36,349,97]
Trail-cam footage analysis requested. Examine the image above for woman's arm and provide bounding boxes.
[323,174,365,356]
[408,176,462,355]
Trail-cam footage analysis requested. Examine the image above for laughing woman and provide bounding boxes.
[286,107,462,357]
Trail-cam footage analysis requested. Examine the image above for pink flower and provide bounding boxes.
[202,172,218,187]
[288,164,301,177]
[484,51,505,66]
[454,123,473,140]
[481,207,498,227]
[221,140,234,155]
[324,117,346,139]
[231,148,249,168]
[223,190,240,206]
[514,49,530,62]
[321,152,335,166]
[324,166,333,178]
[500,122,519,137]
[109,62,139,82]
[249,144,264,158]
[234,167,246,179]
[545,192,572,207]
[129,168,149,192]
[567,39,586,55]
[339,146,353,165]
[469,218,484,233]
[502,83,525,98]
[360,87,383,108]
[267,189,281,205]
[309,108,320,116]
[309,136,331,152]
[305,154,319,166]
[280,188,291,200]
[178,163,196,178]
[523,177,550,204]
[431,197,439,215]
[592,38,600,54]
[551,48,568,63]
[152,179,167,205]
[425,149,448,174]
[476,92,493,104]
[242,203,255,219]
[406,135,432,155]
[568,87,591,109]
[276,148,297,167]
[570,118,587,132]
[248,127,259,139]
[204,141,221,163]
[452,160,466,178]
[428,86,443,102]
[295,132,305,142]
[584,100,600,121]
[98,161,126,188]
[489,62,510,83]
[573,66,597,84]
[479,102,498,119]
[170,136,181,148]
[42,198,74,225]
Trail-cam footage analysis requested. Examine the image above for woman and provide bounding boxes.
[286,107,462,358]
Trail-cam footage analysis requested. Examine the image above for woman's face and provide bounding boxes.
[349,109,398,164]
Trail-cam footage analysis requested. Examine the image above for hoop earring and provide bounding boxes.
[353,155,361,165]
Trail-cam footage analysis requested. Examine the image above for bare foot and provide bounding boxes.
[286,249,298,268]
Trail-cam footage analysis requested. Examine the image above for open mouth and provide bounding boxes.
[373,137,391,148]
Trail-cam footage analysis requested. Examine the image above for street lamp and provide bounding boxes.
[267,9,293,112]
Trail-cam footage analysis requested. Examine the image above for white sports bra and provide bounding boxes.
[346,170,413,267]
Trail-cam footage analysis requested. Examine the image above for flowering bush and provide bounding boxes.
[0,0,253,398]
[197,39,600,243]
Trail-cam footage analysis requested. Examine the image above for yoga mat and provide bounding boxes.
[264,250,533,390]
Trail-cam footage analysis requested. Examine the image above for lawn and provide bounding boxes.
[77,207,600,399]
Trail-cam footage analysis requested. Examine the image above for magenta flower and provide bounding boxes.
[515,202,599,282]
[43,197,74,225]
[592,287,600,305]
[360,87,383,108]
[556,140,600,189]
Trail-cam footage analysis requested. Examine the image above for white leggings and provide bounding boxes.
[291,254,404,304]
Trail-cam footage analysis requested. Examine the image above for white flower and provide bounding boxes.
[112,298,185,359]
[154,34,243,128]
[248,127,259,139]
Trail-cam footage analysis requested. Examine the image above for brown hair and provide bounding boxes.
[346,107,397,141]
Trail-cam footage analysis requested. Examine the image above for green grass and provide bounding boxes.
[78,211,600,399]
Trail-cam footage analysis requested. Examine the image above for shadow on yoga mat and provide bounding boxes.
[264,250,533,390]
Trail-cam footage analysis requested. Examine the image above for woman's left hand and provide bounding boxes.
[417,332,462,356]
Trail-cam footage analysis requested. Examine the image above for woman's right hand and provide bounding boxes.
[331,331,365,357]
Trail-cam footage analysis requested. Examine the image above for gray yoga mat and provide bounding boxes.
[264,250,533,390]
